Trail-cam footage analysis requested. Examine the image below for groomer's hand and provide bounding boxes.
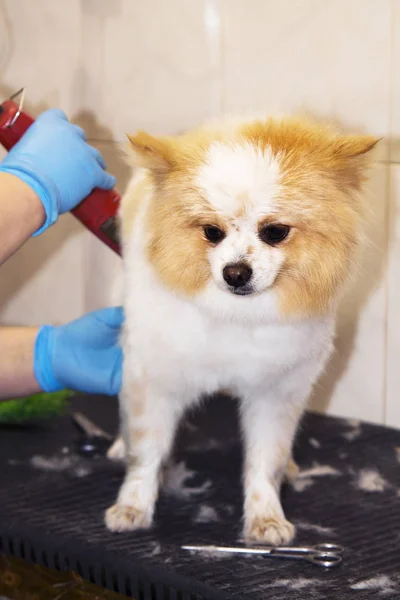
[0,108,116,234]
[34,307,124,396]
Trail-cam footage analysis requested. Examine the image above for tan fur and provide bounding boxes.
[119,173,152,240]
[146,179,212,296]
[125,130,219,295]
[277,442,291,463]
[130,428,148,442]
[132,399,146,418]
[105,503,151,532]
[124,116,379,316]
[285,459,300,483]
[235,193,250,218]
[240,118,379,316]
[128,381,147,417]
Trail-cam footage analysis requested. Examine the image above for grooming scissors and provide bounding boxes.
[182,542,344,568]
[71,412,112,457]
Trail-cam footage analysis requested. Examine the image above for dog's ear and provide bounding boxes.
[127,131,176,176]
[332,135,381,159]
[330,134,381,190]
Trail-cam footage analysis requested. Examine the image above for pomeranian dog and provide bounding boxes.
[105,115,378,545]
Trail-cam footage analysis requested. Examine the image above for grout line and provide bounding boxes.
[382,0,397,425]
[219,0,225,115]
[388,0,396,165]
[382,164,391,426]
[378,159,400,165]
[204,0,224,117]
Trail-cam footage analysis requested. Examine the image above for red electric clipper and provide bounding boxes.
[0,88,121,254]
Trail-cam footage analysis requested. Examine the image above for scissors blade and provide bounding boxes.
[71,412,112,440]
[182,545,274,555]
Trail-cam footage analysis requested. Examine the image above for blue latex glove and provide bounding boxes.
[0,108,116,234]
[34,307,124,396]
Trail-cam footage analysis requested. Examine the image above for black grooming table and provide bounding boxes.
[0,394,400,599]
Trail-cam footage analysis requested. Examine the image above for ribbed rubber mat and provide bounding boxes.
[0,393,399,599]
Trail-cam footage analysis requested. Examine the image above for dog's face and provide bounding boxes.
[127,118,379,319]
[194,143,293,299]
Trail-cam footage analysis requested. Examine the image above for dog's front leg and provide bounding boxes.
[239,372,313,545]
[105,378,181,532]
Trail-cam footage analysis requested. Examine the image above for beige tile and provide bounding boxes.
[72,0,223,141]
[0,0,82,117]
[0,214,86,326]
[390,1,400,162]
[309,165,388,423]
[0,0,222,140]
[83,230,122,312]
[90,141,132,192]
[386,166,400,427]
[223,0,391,162]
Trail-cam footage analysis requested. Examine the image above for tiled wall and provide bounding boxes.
[0,0,398,426]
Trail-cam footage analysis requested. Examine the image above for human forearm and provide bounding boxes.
[0,326,42,400]
[0,307,123,401]
[0,172,45,264]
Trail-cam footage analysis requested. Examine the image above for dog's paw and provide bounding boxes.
[284,458,300,484]
[105,503,151,532]
[245,515,295,546]
[107,437,126,462]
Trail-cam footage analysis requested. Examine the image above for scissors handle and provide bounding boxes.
[271,543,344,555]
[314,543,344,553]
[269,550,342,568]
[306,552,343,568]
[267,542,344,568]
[71,412,113,457]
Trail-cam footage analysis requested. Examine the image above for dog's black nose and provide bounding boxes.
[223,262,253,288]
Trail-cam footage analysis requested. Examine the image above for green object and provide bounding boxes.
[0,390,72,423]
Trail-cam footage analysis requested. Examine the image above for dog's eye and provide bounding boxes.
[259,224,290,245]
[203,225,225,244]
